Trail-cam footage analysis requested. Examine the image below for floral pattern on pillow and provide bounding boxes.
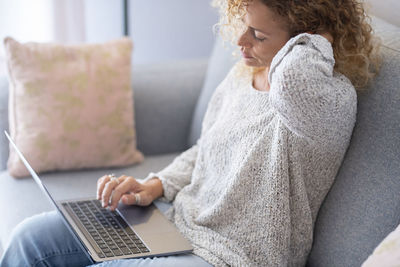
[4,37,143,177]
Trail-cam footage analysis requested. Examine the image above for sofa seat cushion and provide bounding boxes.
[0,152,179,250]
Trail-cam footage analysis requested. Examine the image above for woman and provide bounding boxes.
[0,0,380,266]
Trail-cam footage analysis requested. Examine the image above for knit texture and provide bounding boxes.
[145,33,357,266]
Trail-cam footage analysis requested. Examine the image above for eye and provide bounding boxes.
[254,35,266,42]
[251,28,266,42]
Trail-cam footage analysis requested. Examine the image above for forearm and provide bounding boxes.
[269,33,339,140]
[143,144,198,202]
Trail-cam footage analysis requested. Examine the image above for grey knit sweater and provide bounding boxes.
[145,33,357,266]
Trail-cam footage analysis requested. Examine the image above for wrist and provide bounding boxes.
[144,177,163,201]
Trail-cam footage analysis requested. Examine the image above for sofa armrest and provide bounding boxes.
[133,58,208,155]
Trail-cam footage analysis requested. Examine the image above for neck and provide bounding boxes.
[253,67,270,92]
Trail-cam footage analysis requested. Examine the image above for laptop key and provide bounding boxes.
[105,252,114,257]
[137,244,146,250]
[110,244,118,250]
[112,249,123,256]
[66,199,152,259]
[115,217,129,228]
[130,235,140,241]
[130,247,140,254]
[121,247,132,255]
[135,240,145,246]
[125,241,134,246]
[99,247,108,252]
[98,253,106,258]
[102,247,111,253]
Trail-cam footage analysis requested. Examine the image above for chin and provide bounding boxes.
[242,58,262,67]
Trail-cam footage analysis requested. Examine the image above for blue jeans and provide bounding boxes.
[0,211,212,267]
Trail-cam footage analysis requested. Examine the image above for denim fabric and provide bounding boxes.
[0,211,212,267]
[0,211,93,267]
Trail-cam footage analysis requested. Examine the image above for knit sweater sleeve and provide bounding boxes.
[268,33,356,144]
[143,67,233,202]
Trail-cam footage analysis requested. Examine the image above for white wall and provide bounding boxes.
[365,0,400,27]
[0,0,53,44]
[84,0,124,43]
[0,0,218,70]
[0,0,53,74]
[128,0,219,64]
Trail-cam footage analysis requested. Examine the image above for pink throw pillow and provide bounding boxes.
[4,37,144,178]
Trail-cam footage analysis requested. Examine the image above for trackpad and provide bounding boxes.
[118,203,177,235]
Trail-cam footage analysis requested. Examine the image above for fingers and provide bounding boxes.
[120,184,153,207]
[109,176,139,210]
[101,175,127,209]
[97,175,111,200]
[97,174,150,210]
[97,174,122,201]
[121,191,149,206]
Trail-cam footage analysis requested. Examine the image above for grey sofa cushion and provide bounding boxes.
[134,59,208,155]
[371,16,400,50]
[0,152,179,249]
[307,19,400,266]
[188,37,238,146]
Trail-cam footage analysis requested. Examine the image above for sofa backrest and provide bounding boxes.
[188,37,238,146]
[306,17,400,267]
[188,16,400,267]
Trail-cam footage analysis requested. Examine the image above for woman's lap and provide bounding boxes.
[0,211,211,267]
[90,254,212,267]
[0,211,92,267]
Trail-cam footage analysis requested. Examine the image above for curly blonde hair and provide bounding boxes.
[212,0,381,89]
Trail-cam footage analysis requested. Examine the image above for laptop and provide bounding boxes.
[5,131,193,263]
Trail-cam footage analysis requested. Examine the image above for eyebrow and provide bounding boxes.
[249,26,269,35]
[241,18,270,35]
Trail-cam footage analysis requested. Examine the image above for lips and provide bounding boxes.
[241,51,253,59]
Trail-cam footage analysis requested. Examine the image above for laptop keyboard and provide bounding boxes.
[63,199,149,258]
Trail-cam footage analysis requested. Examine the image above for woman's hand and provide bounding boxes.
[307,31,334,44]
[319,32,333,44]
[96,175,163,211]
[316,31,333,44]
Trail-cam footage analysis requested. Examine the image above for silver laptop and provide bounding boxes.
[5,131,193,263]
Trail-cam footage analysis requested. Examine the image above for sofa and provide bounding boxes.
[0,16,399,266]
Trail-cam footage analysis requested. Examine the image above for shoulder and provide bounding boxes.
[216,60,252,93]
[268,33,357,144]
[332,72,357,120]
[269,33,335,84]
[269,32,356,110]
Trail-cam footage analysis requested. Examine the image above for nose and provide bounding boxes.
[237,29,252,49]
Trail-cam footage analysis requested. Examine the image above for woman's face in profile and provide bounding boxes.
[238,0,291,69]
